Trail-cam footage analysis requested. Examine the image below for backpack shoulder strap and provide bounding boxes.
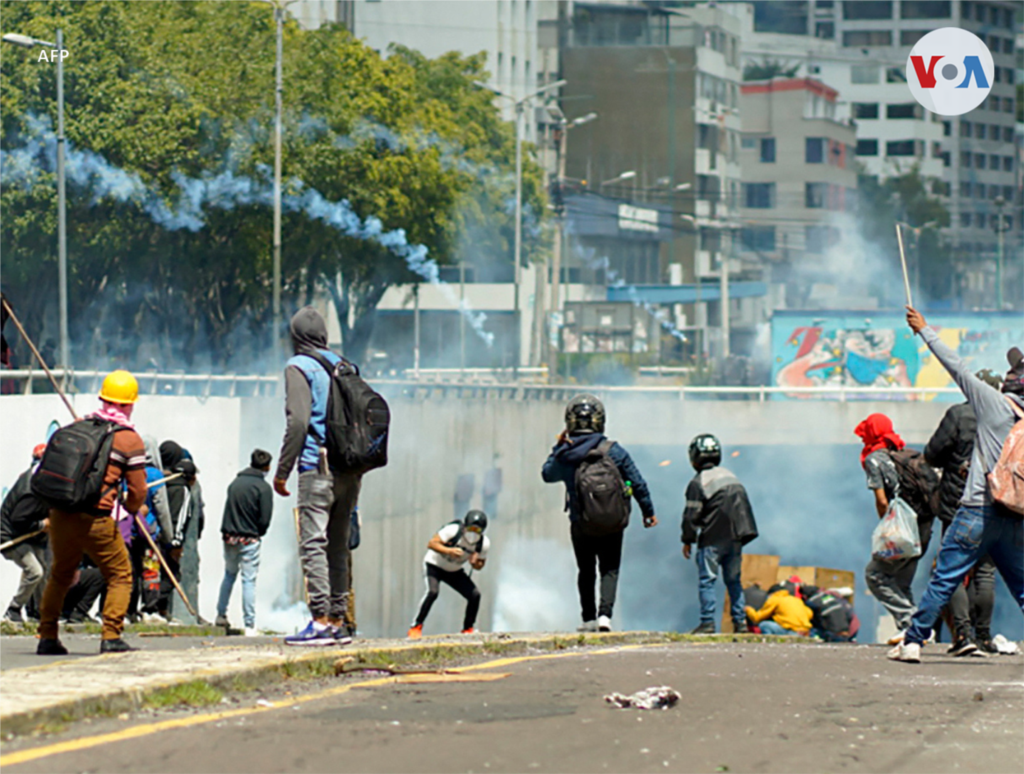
[442,520,464,547]
[1006,396,1024,420]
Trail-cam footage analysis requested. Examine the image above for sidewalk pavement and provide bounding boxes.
[1,630,755,736]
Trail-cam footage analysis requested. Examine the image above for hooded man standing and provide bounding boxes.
[542,394,657,633]
[889,312,1024,663]
[275,307,360,646]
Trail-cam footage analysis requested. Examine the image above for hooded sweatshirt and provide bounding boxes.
[541,432,654,524]
[143,436,174,540]
[920,328,1024,508]
[276,307,342,480]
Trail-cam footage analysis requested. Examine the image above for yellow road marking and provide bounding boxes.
[0,642,668,768]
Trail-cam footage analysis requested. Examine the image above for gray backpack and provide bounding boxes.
[575,440,630,536]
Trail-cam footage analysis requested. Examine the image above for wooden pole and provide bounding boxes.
[2,296,77,420]
[132,513,197,619]
[895,223,913,308]
[0,529,45,552]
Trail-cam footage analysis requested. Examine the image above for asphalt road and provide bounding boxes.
[3,641,1022,774]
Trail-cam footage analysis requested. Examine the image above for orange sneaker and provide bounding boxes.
[461,627,476,634]
[407,624,423,640]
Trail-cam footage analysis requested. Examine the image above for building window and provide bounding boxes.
[900,30,928,45]
[806,182,828,208]
[974,3,984,21]
[816,21,835,39]
[961,151,971,167]
[760,137,776,163]
[851,65,880,84]
[741,226,776,252]
[844,30,893,46]
[853,102,879,119]
[740,137,756,149]
[990,123,1001,138]
[976,213,986,228]
[886,140,916,156]
[1004,38,1015,54]
[1003,127,1014,142]
[960,212,972,228]
[942,120,951,137]
[960,182,972,198]
[900,1,950,18]
[974,153,985,168]
[843,1,892,19]
[887,103,918,119]
[806,137,825,163]
[744,183,775,209]
[885,67,907,83]
[1005,185,1015,201]
[1005,100,1015,115]
[856,139,879,156]
[960,120,972,137]
[976,123,987,139]
[1005,156,1015,172]
[989,154,999,169]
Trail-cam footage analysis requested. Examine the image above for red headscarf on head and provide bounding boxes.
[854,413,905,468]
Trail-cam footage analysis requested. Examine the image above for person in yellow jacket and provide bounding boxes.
[746,584,813,636]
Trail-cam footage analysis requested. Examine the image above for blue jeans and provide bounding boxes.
[759,620,800,636]
[217,540,261,628]
[696,542,745,625]
[905,504,1024,646]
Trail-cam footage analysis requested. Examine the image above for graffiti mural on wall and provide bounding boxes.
[771,311,1022,399]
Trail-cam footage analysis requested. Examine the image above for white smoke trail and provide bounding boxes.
[1,115,495,345]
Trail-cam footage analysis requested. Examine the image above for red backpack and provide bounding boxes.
[988,398,1024,516]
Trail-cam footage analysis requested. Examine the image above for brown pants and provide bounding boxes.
[39,510,132,641]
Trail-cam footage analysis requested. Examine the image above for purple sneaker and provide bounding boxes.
[284,621,336,647]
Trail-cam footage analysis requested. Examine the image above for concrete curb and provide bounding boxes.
[0,631,785,736]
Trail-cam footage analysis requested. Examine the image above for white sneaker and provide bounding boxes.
[577,620,598,632]
[597,615,612,632]
[887,641,921,663]
[244,627,260,637]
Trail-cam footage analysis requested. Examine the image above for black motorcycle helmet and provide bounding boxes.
[565,393,605,434]
[464,510,488,532]
[688,434,721,472]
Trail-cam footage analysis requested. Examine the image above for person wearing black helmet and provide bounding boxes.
[407,510,490,639]
[542,394,658,633]
[682,433,759,635]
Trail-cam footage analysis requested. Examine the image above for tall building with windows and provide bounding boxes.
[831,0,1024,303]
[738,78,860,307]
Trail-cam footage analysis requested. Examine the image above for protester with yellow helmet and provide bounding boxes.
[35,370,148,655]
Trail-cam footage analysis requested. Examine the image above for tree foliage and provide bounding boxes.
[0,1,543,370]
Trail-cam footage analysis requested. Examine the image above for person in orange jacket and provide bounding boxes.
[746,584,814,635]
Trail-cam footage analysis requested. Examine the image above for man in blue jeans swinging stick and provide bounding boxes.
[889,308,1024,663]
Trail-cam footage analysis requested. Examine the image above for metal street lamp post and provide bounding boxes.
[476,79,566,370]
[3,30,68,369]
[260,0,297,368]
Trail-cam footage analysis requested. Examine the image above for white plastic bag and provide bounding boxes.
[871,496,921,561]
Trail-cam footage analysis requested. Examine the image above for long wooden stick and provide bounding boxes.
[132,513,197,619]
[895,223,913,308]
[0,529,45,552]
[2,296,78,420]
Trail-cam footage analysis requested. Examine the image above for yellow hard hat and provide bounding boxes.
[99,369,139,405]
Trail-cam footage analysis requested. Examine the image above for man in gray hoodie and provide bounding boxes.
[274,307,360,646]
[889,308,1024,663]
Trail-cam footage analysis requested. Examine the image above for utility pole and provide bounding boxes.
[272,4,284,368]
[513,101,523,372]
[459,258,466,375]
[993,196,1008,310]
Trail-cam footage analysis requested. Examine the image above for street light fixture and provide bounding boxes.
[4,30,68,369]
[600,170,636,187]
[475,78,566,369]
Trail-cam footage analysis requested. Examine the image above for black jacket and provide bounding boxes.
[681,465,758,548]
[220,468,273,538]
[924,402,976,524]
[1,465,49,549]
[542,432,655,524]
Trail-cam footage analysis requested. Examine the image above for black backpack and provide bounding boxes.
[575,440,630,536]
[308,352,391,475]
[887,449,940,521]
[31,418,123,512]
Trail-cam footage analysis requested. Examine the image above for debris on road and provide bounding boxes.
[604,686,681,710]
[991,635,1020,655]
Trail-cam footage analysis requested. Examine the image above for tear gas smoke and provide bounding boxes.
[1,116,495,346]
